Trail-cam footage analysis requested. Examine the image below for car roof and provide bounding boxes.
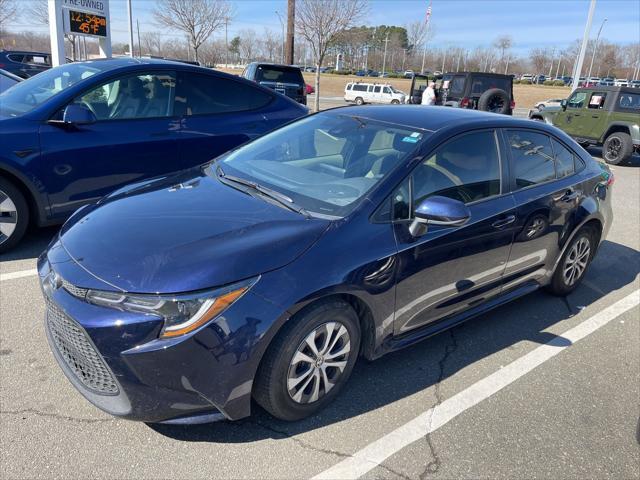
[322,105,537,132]
[248,62,301,69]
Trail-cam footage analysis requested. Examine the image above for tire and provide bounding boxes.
[531,115,544,122]
[0,178,29,254]
[391,99,400,105]
[477,88,510,114]
[603,131,633,165]
[537,104,545,111]
[355,97,364,106]
[547,226,596,296]
[253,299,361,421]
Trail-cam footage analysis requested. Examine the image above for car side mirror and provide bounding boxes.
[62,104,96,125]
[409,196,471,237]
[560,99,567,111]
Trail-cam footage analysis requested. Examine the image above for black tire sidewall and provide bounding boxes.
[603,132,633,165]
[0,178,29,253]
[255,301,361,421]
[549,227,595,296]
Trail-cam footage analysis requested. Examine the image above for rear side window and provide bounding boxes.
[175,72,271,116]
[588,92,607,109]
[373,86,381,93]
[352,84,367,92]
[507,130,555,188]
[551,139,575,178]
[256,66,303,85]
[7,54,24,62]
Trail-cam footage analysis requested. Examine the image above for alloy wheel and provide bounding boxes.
[287,322,351,404]
[526,217,546,238]
[563,236,591,286]
[0,189,18,245]
[606,137,621,160]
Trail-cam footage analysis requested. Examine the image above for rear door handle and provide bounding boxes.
[554,189,579,202]
[492,214,516,229]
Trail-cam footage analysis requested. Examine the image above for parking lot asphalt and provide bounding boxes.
[1,148,639,480]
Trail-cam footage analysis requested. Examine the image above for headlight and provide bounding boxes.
[84,278,257,339]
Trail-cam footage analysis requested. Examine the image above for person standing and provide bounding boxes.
[421,81,436,105]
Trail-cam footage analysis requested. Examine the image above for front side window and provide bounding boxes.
[221,114,429,216]
[73,72,176,120]
[508,130,555,188]
[383,87,391,94]
[0,62,106,117]
[175,72,272,116]
[567,91,587,109]
[412,130,501,207]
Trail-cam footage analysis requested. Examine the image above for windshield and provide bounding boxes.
[0,62,108,117]
[219,114,428,217]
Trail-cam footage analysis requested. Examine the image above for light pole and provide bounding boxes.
[381,32,389,75]
[126,0,134,57]
[275,10,285,63]
[587,17,607,81]
[571,0,596,92]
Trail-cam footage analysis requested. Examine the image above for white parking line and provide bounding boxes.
[313,290,640,480]
[0,268,38,282]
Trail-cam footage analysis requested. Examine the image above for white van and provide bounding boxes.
[344,82,406,105]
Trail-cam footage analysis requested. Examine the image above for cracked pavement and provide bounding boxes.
[1,150,639,479]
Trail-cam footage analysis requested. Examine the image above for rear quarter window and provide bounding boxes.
[615,92,640,112]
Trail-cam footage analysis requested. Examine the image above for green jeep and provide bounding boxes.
[529,86,640,164]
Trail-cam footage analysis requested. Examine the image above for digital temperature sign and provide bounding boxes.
[67,9,108,37]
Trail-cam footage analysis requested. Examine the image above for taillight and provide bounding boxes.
[607,170,615,186]
[459,97,470,108]
[510,100,516,110]
[0,63,5,68]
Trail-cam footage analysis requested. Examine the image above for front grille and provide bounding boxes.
[61,278,88,299]
[46,299,118,395]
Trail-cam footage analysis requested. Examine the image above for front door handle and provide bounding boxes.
[492,214,516,229]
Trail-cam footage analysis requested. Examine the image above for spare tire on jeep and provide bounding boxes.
[478,88,510,114]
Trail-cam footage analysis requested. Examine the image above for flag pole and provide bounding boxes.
[421,1,432,74]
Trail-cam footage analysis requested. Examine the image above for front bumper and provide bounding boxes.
[38,244,285,423]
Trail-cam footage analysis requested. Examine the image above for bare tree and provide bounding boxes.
[141,32,163,56]
[22,0,82,60]
[238,28,258,62]
[0,0,17,27]
[153,0,230,63]
[493,35,512,72]
[406,21,428,52]
[262,28,280,62]
[296,0,368,111]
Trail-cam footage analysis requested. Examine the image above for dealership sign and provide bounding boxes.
[49,0,112,65]
[61,0,109,38]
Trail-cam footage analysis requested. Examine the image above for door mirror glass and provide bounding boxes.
[62,103,96,125]
[410,196,471,236]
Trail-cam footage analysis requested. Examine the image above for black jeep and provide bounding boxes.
[409,72,514,115]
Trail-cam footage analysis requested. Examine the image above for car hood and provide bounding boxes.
[59,168,330,294]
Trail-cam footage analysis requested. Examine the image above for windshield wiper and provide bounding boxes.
[216,165,310,218]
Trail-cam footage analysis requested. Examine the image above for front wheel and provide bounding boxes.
[547,227,596,296]
[355,97,364,106]
[0,178,29,254]
[253,300,361,421]
[391,99,400,105]
[603,132,633,165]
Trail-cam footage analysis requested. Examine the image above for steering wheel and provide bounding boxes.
[80,100,98,117]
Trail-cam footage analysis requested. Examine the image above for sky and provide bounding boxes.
[6,0,640,55]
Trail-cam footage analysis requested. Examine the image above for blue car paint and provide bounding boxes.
[39,106,613,423]
[0,58,308,226]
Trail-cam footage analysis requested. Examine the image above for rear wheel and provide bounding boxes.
[355,97,364,106]
[547,227,596,296]
[603,131,633,165]
[0,178,29,254]
[391,99,400,105]
[253,299,361,421]
[478,88,510,114]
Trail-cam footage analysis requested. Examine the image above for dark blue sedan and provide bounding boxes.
[39,106,613,424]
[0,58,307,251]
